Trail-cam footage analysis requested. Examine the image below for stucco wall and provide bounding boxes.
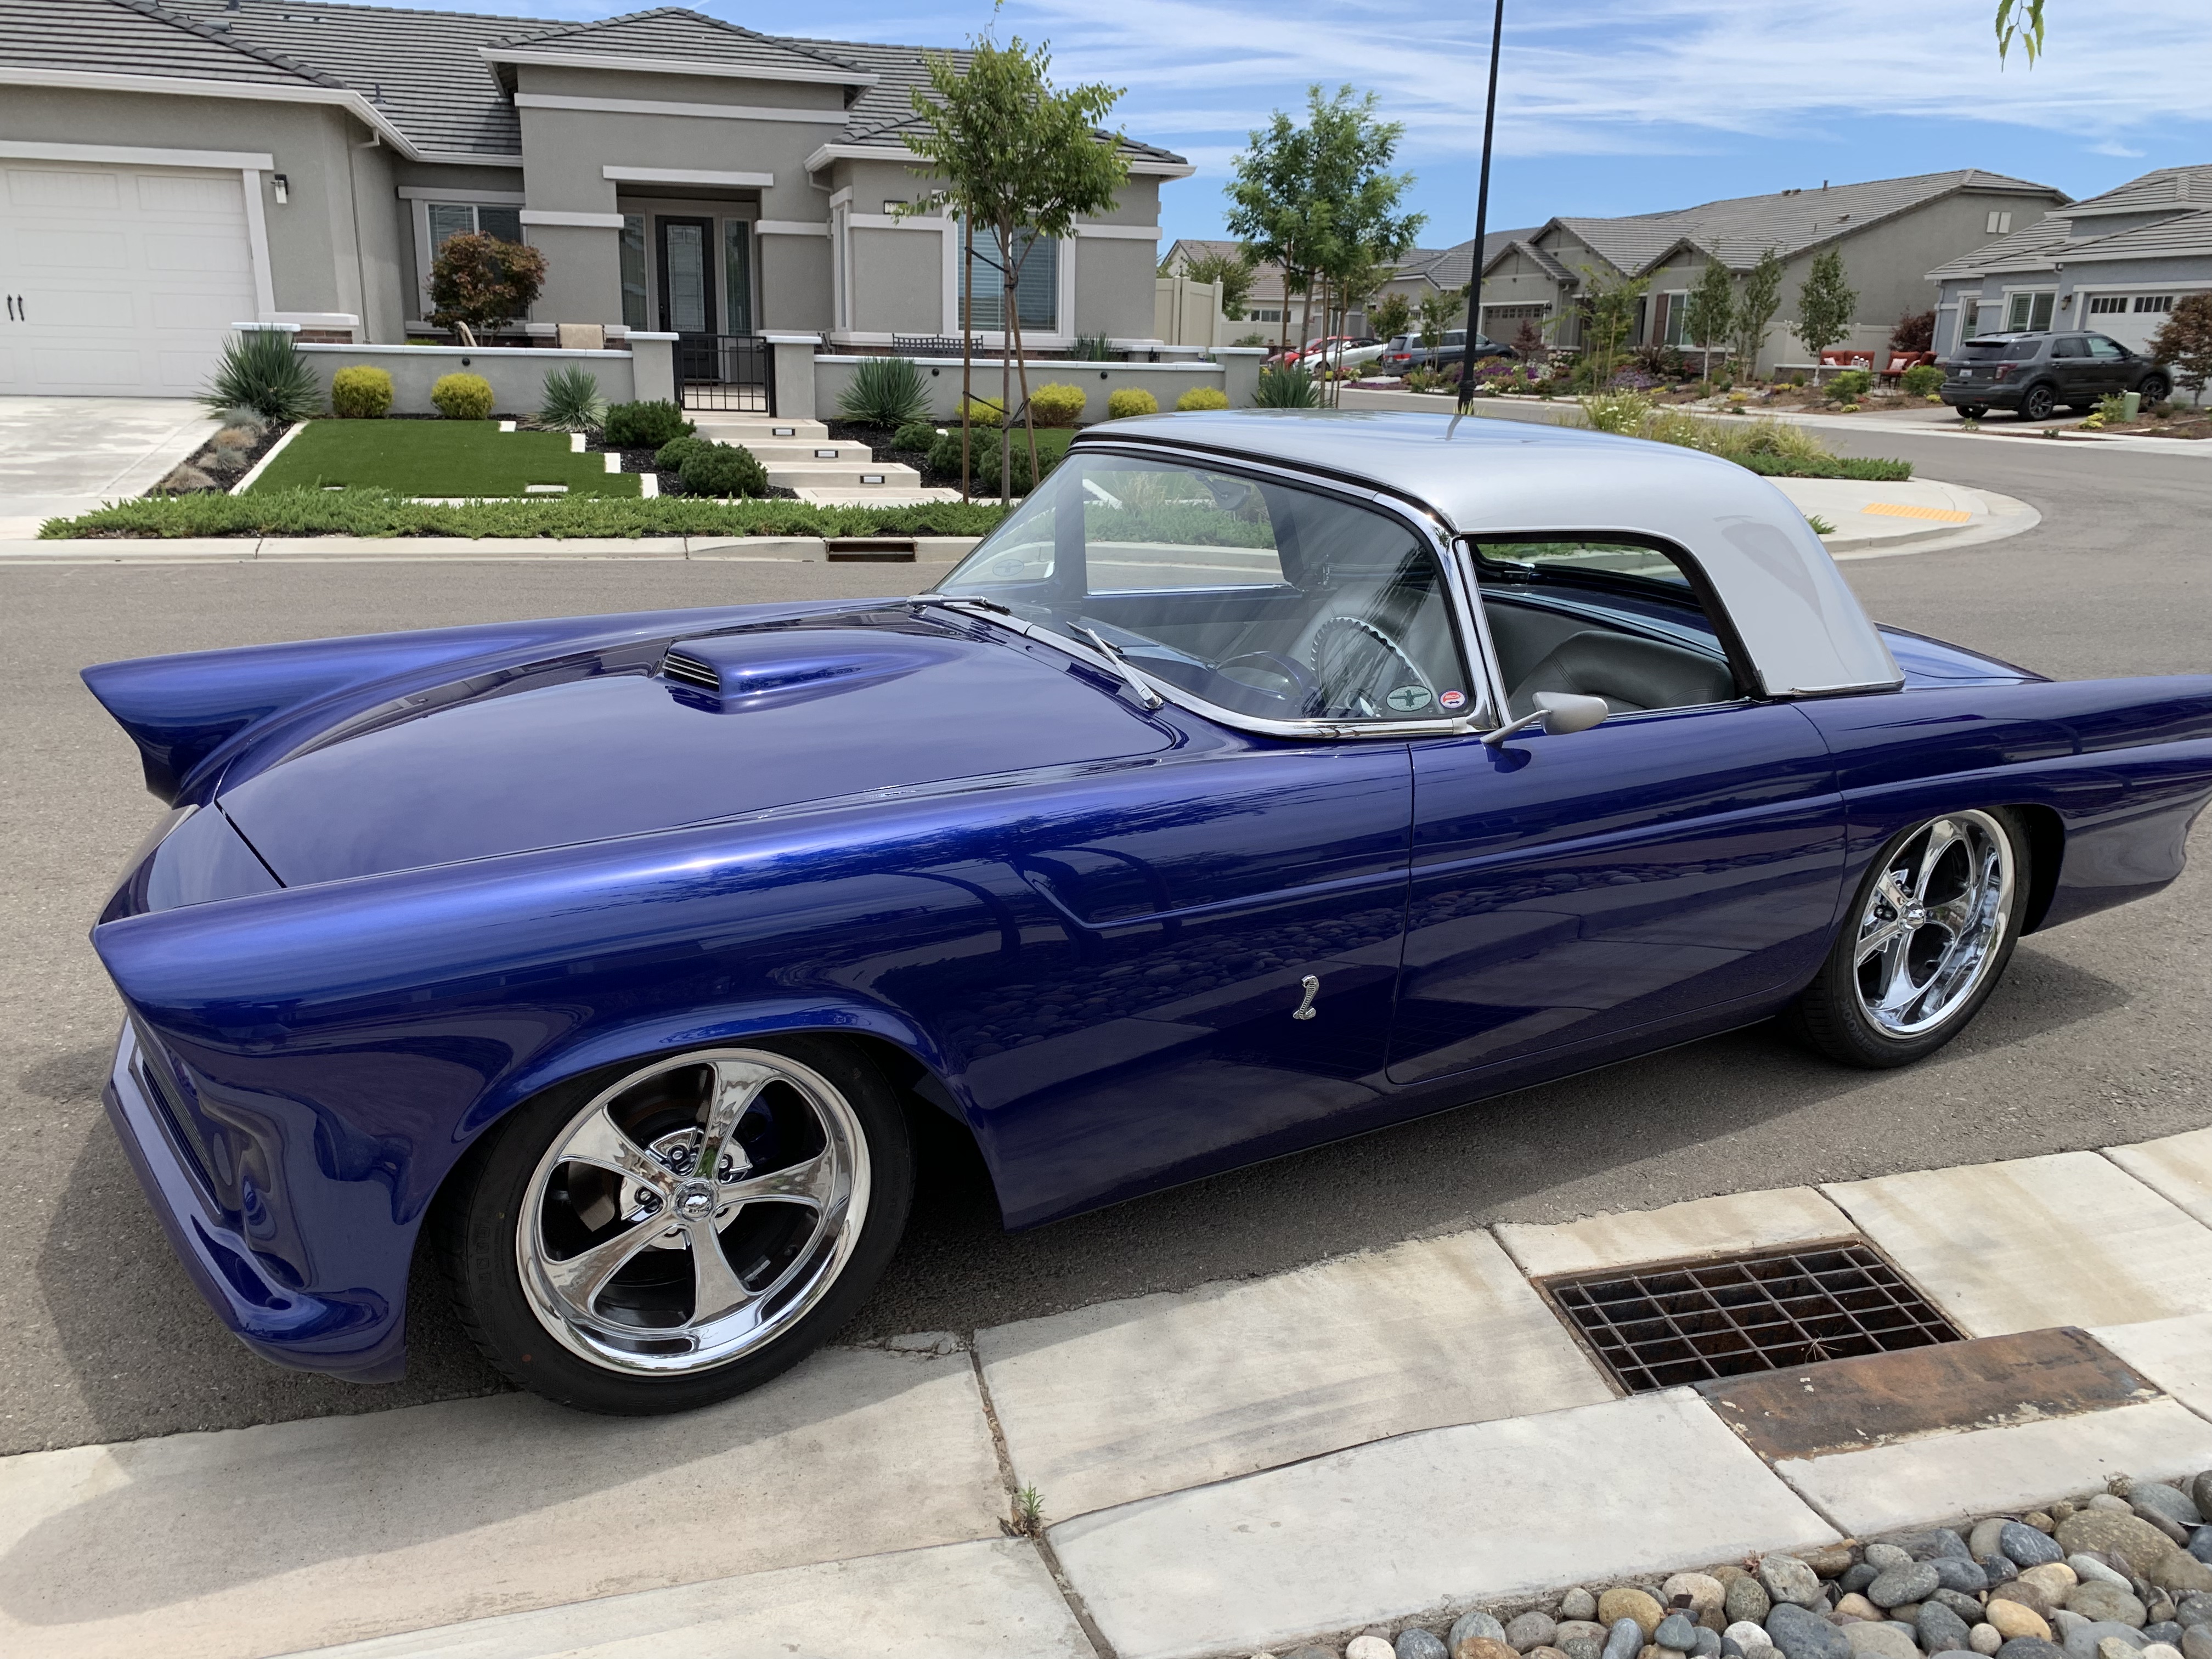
[849,226,947,335]
[295,340,637,415]
[815,354,1233,421]
[760,230,832,332]
[1077,236,1159,342]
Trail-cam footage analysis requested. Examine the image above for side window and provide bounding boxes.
[2051,336,2087,358]
[2086,335,2128,360]
[1471,539,1742,718]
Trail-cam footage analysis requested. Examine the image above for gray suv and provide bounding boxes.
[1942,330,2172,421]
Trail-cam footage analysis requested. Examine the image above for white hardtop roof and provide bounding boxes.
[1083,409,1903,700]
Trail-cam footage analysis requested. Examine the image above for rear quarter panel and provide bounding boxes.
[1795,676,2212,930]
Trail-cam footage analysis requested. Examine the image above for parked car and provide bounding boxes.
[1267,335,1374,370]
[1941,330,2172,421]
[1375,329,1516,375]
[86,411,2212,1414]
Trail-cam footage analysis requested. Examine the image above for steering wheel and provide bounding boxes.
[1215,650,1320,712]
[1307,615,1435,718]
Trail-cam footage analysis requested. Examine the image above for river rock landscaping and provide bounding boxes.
[1252,1474,2212,1659]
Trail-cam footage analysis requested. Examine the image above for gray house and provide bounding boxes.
[1927,163,2212,357]
[0,0,1191,398]
[1475,170,2069,375]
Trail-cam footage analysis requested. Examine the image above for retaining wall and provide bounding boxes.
[247,328,679,417]
[810,354,1251,425]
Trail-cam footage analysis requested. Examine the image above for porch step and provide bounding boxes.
[690,416,830,443]
[764,460,925,490]
[730,441,884,464]
[793,486,964,506]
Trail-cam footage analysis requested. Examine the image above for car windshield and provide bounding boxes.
[1960,338,2041,360]
[934,453,1474,724]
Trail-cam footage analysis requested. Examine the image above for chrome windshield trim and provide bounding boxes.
[922,443,1498,743]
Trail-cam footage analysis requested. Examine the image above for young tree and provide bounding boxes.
[428,232,546,347]
[905,36,1129,504]
[1730,248,1786,382]
[1576,263,1650,389]
[2149,291,2212,406]
[1795,248,1859,376]
[1225,108,1319,358]
[1177,249,1256,319]
[1682,259,1735,382]
[1418,288,1457,354]
[1369,291,1412,342]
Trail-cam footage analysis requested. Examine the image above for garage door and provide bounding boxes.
[2081,290,2206,356]
[0,160,259,398]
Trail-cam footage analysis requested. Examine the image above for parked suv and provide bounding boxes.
[1942,331,2171,421]
[1375,329,1516,376]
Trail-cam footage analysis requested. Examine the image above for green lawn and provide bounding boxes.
[250,419,641,498]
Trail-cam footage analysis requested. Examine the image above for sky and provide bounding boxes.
[390,0,2211,249]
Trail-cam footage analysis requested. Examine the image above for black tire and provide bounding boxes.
[2139,374,2171,405]
[2019,383,2057,421]
[440,1035,913,1415]
[1956,404,1989,421]
[1784,808,2030,1070]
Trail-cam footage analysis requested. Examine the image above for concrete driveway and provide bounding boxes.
[0,397,218,538]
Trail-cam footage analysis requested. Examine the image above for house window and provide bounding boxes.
[2005,291,2054,331]
[619,215,647,331]
[2087,295,2129,315]
[427,202,522,252]
[724,220,754,336]
[963,226,1058,332]
[1961,300,1982,340]
[1984,211,2013,235]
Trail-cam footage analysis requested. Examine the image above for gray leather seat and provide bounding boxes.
[1508,629,1736,716]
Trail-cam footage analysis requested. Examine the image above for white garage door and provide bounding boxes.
[0,160,259,398]
[2080,290,2205,356]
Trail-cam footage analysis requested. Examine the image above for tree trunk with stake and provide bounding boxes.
[1008,232,1040,496]
[961,217,975,499]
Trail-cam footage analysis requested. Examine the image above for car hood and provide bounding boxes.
[218,611,1175,886]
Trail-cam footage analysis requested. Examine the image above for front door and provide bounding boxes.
[1387,539,1844,1086]
[656,217,716,337]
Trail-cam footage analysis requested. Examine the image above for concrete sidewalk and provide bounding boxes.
[8,1126,2212,1659]
[0,396,220,538]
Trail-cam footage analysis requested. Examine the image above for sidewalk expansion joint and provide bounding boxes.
[968,1345,1118,1659]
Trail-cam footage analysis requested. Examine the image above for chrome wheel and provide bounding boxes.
[1852,811,2016,1040]
[517,1048,870,1376]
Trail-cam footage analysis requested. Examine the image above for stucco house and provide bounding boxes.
[1475,170,2069,375]
[0,0,1191,399]
[1926,163,2212,358]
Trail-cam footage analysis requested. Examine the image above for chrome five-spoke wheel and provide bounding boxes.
[1787,808,2028,1069]
[1851,811,2016,1039]
[445,1039,911,1413]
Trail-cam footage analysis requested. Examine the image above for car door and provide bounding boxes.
[927,450,1484,1223]
[1386,538,1846,1087]
[2047,334,2094,404]
[2085,333,2132,395]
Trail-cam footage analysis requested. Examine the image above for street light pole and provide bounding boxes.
[1454,0,1507,410]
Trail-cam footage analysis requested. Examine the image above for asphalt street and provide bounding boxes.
[4,425,2209,1454]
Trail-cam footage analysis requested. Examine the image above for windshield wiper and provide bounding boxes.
[906,593,1011,616]
[1074,625,1166,711]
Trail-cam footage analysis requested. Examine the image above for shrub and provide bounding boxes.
[1107,387,1158,419]
[1252,366,1321,408]
[961,396,1006,427]
[1900,363,1943,398]
[934,428,1074,495]
[1824,369,1872,403]
[431,373,495,420]
[1030,382,1088,427]
[1889,309,1936,353]
[428,232,544,346]
[839,356,931,427]
[679,442,769,498]
[603,400,693,449]
[655,433,709,472]
[537,365,605,432]
[1579,390,1654,435]
[2096,392,2131,424]
[891,420,942,453]
[1176,386,1230,411]
[1072,332,1115,362]
[201,330,322,422]
[330,365,393,419]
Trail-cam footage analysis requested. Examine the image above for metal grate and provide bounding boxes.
[677,334,772,413]
[1544,1242,1962,1394]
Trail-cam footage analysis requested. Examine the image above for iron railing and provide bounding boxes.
[678,333,771,413]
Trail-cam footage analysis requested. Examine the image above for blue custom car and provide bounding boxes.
[84,411,2212,1413]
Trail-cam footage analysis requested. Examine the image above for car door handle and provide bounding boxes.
[1291,974,1320,1021]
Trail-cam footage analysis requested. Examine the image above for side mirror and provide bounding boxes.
[1480,690,1611,748]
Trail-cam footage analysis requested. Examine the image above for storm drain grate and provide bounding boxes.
[1544,1242,1963,1394]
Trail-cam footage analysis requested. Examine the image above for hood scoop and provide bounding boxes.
[658,629,961,709]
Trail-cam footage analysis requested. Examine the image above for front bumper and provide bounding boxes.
[104,1022,406,1383]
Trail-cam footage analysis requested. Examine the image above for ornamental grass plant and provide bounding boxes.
[201,329,323,422]
[537,366,607,432]
[837,356,932,428]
